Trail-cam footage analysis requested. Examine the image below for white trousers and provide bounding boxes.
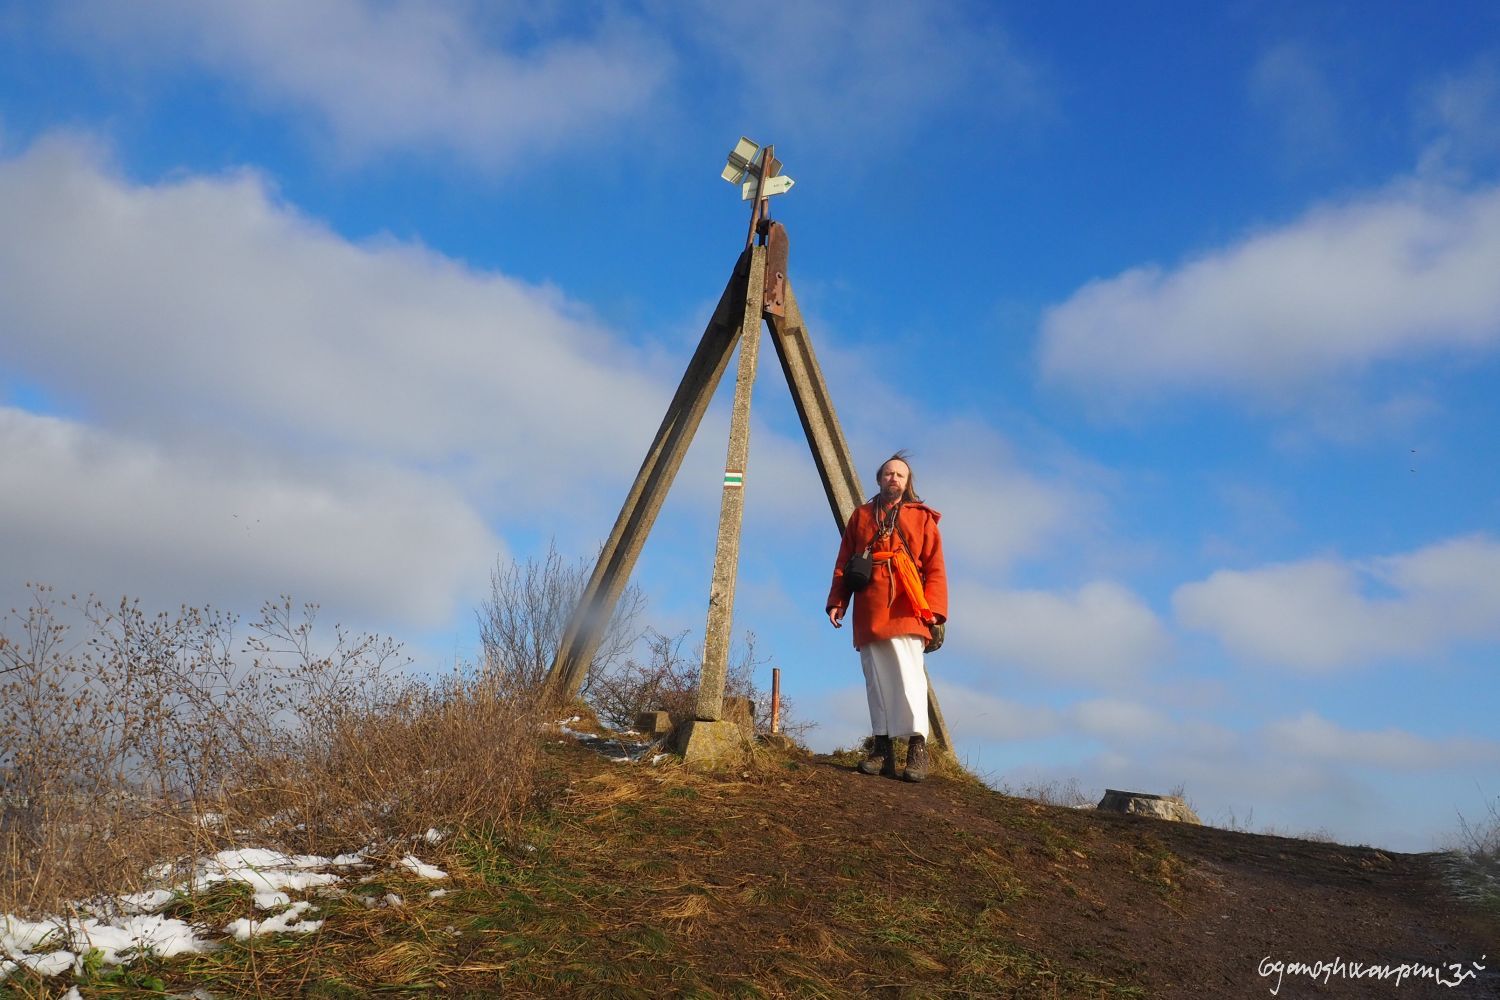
[860,635,929,739]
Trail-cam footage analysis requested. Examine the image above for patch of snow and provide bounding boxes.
[423,828,444,845]
[396,855,447,880]
[382,893,403,908]
[16,949,75,977]
[70,915,218,963]
[1,914,66,953]
[225,901,322,941]
[118,889,176,915]
[253,891,291,911]
[1,842,450,983]
[427,889,448,899]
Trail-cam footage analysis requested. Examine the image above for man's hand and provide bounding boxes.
[828,606,845,628]
[925,621,945,652]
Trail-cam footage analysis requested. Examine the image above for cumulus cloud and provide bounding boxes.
[919,425,1098,578]
[1173,534,1500,670]
[0,135,666,516]
[1249,41,1343,163]
[666,0,1042,142]
[0,407,495,628]
[931,683,1062,745]
[1265,712,1500,770]
[1418,56,1500,173]
[953,580,1170,682]
[1039,179,1500,393]
[56,0,669,169]
[0,133,725,629]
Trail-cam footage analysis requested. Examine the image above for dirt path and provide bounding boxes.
[502,739,1497,998]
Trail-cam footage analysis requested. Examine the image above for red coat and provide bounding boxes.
[826,499,948,649]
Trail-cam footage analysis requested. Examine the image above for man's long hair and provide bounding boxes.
[875,450,921,503]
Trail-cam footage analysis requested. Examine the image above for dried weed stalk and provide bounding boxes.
[1,585,544,918]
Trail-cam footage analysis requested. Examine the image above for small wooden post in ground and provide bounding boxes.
[770,667,782,735]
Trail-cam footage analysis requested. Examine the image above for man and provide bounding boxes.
[826,452,947,782]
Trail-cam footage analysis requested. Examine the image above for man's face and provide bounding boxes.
[878,460,909,500]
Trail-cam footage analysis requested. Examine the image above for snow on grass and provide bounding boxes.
[0,845,448,985]
[225,901,322,942]
[396,855,447,880]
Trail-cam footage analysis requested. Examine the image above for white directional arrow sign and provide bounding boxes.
[721,137,762,184]
[742,174,795,201]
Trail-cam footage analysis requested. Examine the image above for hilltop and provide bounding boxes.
[425,735,1494,999]
[12,724,1493,999]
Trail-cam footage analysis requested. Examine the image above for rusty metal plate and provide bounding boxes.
[763,221,789,317]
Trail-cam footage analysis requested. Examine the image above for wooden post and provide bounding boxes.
[770,667,782,734]
[545,252,751,702]
[695,245,767,720]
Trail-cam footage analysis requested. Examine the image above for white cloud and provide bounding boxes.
[1173,534,1500,670]
[954,580,1170,682]
[1265,712,1500,771]
[1418,56,1500,173]
[0,133,731,630]
[919,424,1097,578]
[1069,698,1170,745]
[667,0,1042,142]
[931,683,1062,744]
[1249,41,1343,163]
[1039,179,1500,393]
[0,407,495,628]
[57,0,669,168]
[0,135,666,517]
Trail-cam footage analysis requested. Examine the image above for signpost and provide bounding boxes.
[545,138,953,763]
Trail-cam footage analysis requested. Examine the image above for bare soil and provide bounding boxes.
[432,737,1498,998]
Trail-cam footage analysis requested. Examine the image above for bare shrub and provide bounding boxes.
[586,629,813,741]
[998,776,1095,809]
[477,542,644,695]
[1455,793,1500,860]
[587,628,703,731]
[231,599,542,857]
[1444,793,1500,914]
[1,586,544,918]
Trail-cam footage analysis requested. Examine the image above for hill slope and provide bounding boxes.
[348,736,1496,997]
[16,734,1494,998]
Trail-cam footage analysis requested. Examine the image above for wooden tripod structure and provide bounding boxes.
[543,145,952,757]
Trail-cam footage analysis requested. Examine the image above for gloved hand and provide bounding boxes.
[925,621,945,653]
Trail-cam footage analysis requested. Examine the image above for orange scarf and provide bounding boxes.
[869,547,936,625]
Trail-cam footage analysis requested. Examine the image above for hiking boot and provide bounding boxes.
[902,734,930,782]
[857,735,893,776]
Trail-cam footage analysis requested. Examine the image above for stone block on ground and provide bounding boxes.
[722,695,755,738]
[676,719,749,768]
[634,710,673,735]
[1096,789,1202,824]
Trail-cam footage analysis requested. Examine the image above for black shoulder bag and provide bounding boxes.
[843,501,897,592]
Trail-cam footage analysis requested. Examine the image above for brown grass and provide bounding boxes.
[1,585,543,918]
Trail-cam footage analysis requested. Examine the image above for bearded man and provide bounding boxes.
[826,452,948,782]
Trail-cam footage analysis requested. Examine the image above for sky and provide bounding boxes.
[2,1,1499,852]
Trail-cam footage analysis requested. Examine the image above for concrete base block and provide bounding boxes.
[1096,789,1202,825]
[634,711,673,735]
[676,719,748,768]
[756,732,799,753]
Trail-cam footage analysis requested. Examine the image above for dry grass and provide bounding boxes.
[0,585,544,919]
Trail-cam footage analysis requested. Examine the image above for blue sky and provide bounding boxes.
[3,1,1499,851]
